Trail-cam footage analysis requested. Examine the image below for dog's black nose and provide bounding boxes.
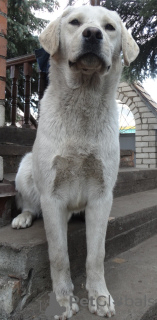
[82,27,103,41]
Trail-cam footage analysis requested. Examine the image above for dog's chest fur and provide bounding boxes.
[35,79,119,207]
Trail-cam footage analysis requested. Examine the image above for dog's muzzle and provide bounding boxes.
[69,27,111,74]
[82,26,103,41]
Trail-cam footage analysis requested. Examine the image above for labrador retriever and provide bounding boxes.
[12,5,139,319]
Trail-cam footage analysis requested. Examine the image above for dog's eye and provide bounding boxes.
[69,19,80,26]
[105,24,115,31]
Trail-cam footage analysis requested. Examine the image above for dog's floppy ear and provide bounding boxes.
[121,22,139,66]
[39,7,74,56]
[39,17,61,56]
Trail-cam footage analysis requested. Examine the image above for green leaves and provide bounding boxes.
[103,0,157,82]
[7,0,59,58]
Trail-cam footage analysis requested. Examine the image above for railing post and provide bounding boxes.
[23,62,32,127]
[10,65,19,126]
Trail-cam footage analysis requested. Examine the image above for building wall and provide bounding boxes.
[117,82,157,169]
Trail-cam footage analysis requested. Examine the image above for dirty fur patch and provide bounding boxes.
[53,153,104,192]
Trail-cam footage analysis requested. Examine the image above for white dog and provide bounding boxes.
[12,5,139,319]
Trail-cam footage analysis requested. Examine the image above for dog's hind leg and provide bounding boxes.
[12,152,41,229]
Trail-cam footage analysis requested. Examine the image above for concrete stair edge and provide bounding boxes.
[4,168,157,197]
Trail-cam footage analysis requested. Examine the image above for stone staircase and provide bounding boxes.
[0,167,157,319]
[0,127,36,174]
[7,234,157,320]
[0,126,36,228]
[0,126,157,319]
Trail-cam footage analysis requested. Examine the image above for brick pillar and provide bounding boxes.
[0,0,7,127]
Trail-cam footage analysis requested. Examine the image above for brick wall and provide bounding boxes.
[0,0,7,127]
[117,82,157,169]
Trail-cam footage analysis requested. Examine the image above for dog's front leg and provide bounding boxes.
[85,193,115,318]
[41,195,79,319]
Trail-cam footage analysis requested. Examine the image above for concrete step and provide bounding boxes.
[4,168,157,198]
[0,179,16,227]
[0,127,36,174]
[0,189,157,317]
[0,127,36,146]
[114,168,157,197]
[0,143,32,174]
[10,234,157,320]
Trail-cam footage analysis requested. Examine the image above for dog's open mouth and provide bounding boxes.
[69,53,106,73]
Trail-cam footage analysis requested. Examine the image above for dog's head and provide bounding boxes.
[39,6,139,76]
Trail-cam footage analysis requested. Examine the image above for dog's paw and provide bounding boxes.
[54,294,79,319]
[12,211,33,229]
[88,290,115,318]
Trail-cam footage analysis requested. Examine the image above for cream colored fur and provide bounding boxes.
[12,5,139,319]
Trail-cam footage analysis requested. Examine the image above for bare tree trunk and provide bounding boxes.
[90,0,100,5]
[66,0,100,7]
